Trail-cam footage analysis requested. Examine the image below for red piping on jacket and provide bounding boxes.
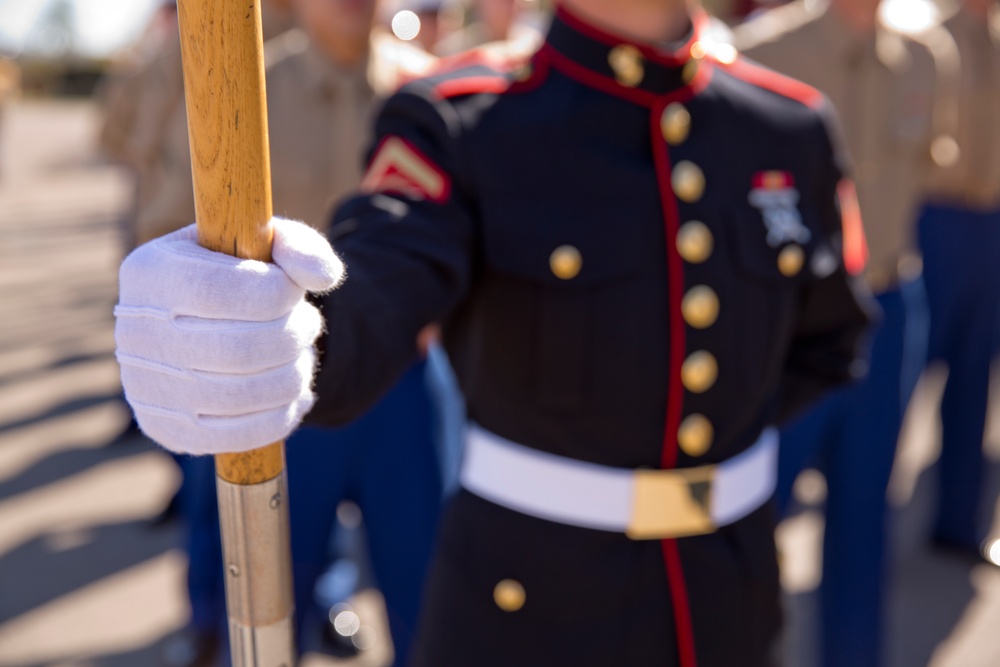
[542,43,715,109]
[719,56,825,109]
[650,97,699,667]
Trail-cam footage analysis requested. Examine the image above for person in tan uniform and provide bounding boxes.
[141,7,431,237]
[99,0,296,255]
[0,56,21,180]
[435,0,543,55]
[147,2,447,666]
[918,0,1000,563]
[735,3,958,667]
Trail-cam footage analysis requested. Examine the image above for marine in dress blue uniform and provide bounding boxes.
[921,0,1000,556]
[305,5,874,665]
[735,2,960,665]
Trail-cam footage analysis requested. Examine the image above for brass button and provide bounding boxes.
[678,414,714,457]
[550,245,582,280]
[513,62,533,82]
[682,285,719,329]
[778,245,805,277]
[689,41,707,60]
[494,579,526,612]
[661,103,691,146]
[681,350,718,393]
[682,59,699,84]
[672,161,705,203]
[608,45,644,88]
[676,221,713,264]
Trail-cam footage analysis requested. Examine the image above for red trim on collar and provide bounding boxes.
[719,57,826,109]
[555,3,710,67]
[543,42,715,108]
[542,42,658,106]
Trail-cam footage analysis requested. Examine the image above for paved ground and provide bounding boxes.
[0,98,998,667]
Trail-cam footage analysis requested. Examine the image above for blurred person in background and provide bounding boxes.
[97,0,183,254]
[0,56,22,180]
[436,0,543,54]
[919,0,1000,561]
[735,1,959,666]
[144,0,447,665]
[262,0,300,38]
[395,0,462,54]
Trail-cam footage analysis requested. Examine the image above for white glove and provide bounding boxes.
[114,218,345,456]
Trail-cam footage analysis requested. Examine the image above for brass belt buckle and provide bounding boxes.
[626,465,717,540]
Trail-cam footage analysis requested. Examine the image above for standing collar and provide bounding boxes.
[542,4,717,104]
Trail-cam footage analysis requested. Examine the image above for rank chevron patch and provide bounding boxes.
[360,136,451,204]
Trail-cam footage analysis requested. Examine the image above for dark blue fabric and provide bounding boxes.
[776,280,927,667]
[286,360,443,666]
[918,203,1000,548]
[182,361,443,666]
[177,454,225,636]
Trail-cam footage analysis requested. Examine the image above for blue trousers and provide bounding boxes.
[287,361,443,665]
[918,202,1000,548]
[777,281,927,667]
[182,360,444,666]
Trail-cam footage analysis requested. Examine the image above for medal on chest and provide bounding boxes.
[748,171,811,247]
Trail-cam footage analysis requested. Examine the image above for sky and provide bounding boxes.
[0,0,161,59]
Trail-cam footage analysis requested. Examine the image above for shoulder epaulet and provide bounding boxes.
[716,55,826,110]
[371,32,437,93]
[421,38,541,99]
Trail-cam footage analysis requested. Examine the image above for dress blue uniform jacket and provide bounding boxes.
[305,6,874,666]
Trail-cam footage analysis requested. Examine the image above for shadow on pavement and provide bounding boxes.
[0,431,155,502]
[887,461,998,667]
[13,641,165,667]
[0,517,179,624]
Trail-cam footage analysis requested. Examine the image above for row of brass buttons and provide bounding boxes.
[666,102,717,458]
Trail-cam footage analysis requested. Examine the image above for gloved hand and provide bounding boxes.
[114,218,344,456]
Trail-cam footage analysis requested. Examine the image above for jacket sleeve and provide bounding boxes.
[306,83,477,426]
[777,100,878,422]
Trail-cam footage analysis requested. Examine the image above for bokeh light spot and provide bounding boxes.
[392,10,421,41]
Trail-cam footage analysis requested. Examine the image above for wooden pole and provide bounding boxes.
[175,1,296,664]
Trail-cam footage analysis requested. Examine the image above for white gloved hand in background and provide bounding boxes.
[114,218,344,456]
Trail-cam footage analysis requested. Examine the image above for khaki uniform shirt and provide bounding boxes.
[925,6,1000,209]
[735,1,959,289]
[0,57,21,104]
[100,37,186,169]
[137,30,433,243]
